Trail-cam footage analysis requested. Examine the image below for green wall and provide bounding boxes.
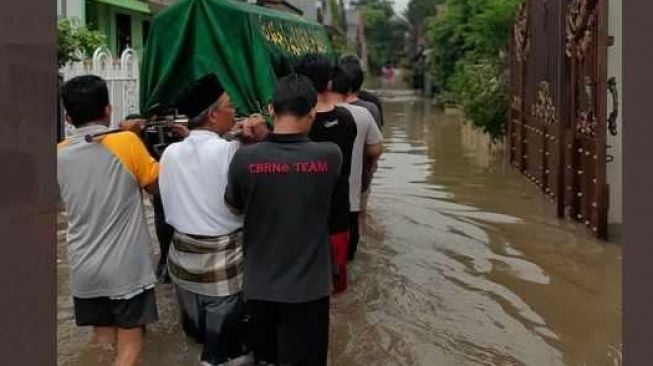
[86,0,152,58]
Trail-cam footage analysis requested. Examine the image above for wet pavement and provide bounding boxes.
[57,91,621,366]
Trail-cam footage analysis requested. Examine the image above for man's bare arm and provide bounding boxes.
[119,118,146,134]
[364,143,383,173]
[365,143,383,160]
[234,114,270,143]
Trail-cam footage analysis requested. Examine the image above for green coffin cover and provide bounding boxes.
[140,0,334,116]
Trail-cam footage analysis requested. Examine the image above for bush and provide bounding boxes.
[426,0,521,139]
[449,58,509,140]
[57,17,107,67]
[359,0,408,73]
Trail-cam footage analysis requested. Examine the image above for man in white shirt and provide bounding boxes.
[333,70,384,261]
[339,55,385,248]
[159,73,267,366]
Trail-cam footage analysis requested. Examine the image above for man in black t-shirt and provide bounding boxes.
[225,74,341,366]
[296,54,357,294]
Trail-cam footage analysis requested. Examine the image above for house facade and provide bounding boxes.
[57,0,175,57]
[57,0,85,20]
[287,0,367,65]
[86,0,154,57]
[58,0,365,62]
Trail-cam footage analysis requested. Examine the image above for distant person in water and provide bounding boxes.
[382,61,395,88]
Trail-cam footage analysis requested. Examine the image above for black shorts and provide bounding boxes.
[73,288,158,328]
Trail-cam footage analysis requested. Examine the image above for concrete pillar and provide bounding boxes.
[0,0,58,364]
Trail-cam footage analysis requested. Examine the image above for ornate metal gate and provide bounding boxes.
[509,0,610,239]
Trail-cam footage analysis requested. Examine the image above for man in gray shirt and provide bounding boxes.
[58,75,159,366]
[334,57,384,260]
[339,56,385,252]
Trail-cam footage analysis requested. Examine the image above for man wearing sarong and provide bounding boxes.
[225,74,342,366]
[158,73,268,366]
[295,54,357,294]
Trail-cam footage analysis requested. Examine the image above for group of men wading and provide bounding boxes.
[57,53,384,366]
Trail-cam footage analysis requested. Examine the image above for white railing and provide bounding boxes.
[60,47,140,129]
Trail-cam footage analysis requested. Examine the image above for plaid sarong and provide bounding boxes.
[168,230,244,297]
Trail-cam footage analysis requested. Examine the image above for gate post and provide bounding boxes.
[556,0,570,219]
[595,0,609,239]
[57,72,65,142]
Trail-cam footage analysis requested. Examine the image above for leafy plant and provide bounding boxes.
[403,0,442,56]
[323,0,358,57]
[57,17,107,67]
[357,0,407,72]
[425,0,521,138]
[330,31,354,57]
[449,58,509,140]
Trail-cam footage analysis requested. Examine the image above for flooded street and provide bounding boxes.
[57,91,621,366]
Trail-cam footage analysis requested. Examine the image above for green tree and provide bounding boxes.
[426,0,522,139]
[358,0,407,72]
[328,0,356,57]
[403,0,442,55]
[427,0,474,89]
[57,17,107,68]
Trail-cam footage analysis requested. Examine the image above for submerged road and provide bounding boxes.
[57,91,621,366]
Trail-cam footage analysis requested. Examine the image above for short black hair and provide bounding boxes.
[331,65,353,95]
[339,55,364,92]
[124,113,143,120]
[294,53,333,93]
[61,75,110,127]
[272,74,317,118]
[340,54,360,65]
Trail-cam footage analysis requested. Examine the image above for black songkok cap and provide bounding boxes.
[174,73,225,119]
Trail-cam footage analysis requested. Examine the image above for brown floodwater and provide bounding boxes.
[57,91,621,366]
